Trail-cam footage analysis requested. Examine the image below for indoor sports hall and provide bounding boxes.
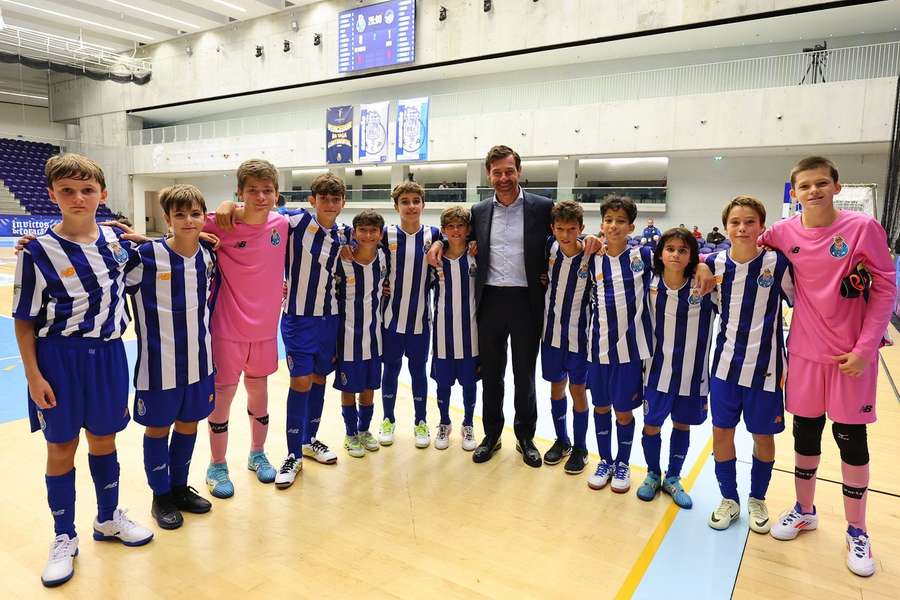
[1,1,899,598]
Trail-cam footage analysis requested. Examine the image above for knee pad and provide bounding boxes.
[793,414,826,456]
[246,410,269,426]
[209,420,229,434]
[832,422,869,466]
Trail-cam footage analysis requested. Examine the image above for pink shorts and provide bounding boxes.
[785,354,878,424]
[212,337,278,386]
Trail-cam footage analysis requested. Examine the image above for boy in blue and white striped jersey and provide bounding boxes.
[636,228,716,509]
[126,184,217,530]
[379,182,441,448]
[540,201,591,474]
[429,205,480,451]
[335,210,387,458]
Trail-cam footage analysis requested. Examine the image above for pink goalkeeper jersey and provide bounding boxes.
[759,211,895,364]
[204,212,289,342]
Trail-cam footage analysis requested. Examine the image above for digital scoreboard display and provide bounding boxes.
[338,0,415,73]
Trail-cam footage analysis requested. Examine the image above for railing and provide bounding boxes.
[283,186,666,204]
[129,41,900,147]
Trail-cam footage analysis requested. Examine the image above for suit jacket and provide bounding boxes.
[471,191,553,324]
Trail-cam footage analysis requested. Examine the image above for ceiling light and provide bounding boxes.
[100,0,201,29]
[291,20,299,32]
[0,0,155,40]
[0,90,49,100]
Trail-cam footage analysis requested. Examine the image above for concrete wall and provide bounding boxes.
[0,103,66,140]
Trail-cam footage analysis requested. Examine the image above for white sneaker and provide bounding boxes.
[92,508,154,546]
[358,431,380,452]
[303,438,338,464]
[770,504,818,540]
[461,425,477,451]
[587,460,614,490]
[434,424,452,450]
[414,420,431,449]
[378,419,395,446]
[846,527,876,577]
[748,497,771,534]
[708,498,741,531]
[274,453,302,489]
[41,534,78,587]
[610,461,631,493]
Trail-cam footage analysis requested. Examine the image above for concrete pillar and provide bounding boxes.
[466,160,484,203]
[557,158,578,201]
[131,175,146,235]
[278,169,293,194]
[391,164,409,190]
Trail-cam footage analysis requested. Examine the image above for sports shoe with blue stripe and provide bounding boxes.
[248,451,277,483]
[662,475,692,508]
[206,462,235,499]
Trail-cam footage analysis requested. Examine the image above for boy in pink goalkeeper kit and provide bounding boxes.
[761,156,894,578]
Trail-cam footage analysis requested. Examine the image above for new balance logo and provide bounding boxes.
[860,405,873,413]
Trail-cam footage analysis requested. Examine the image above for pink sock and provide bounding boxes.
[841,461,869,531]
[209,383,237,464]
[795,453,820,513]
[245,376,269,453]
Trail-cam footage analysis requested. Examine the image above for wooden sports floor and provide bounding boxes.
[0,246,897,599]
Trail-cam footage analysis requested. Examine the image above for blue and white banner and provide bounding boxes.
[359,101,390,164]
[395,97,429,162]
[0,215,61,237]
[326,105,354,164]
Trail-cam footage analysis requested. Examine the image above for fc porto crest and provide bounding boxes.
[36,410,46,431]
[137,398,146,417]
[286,355,294,371]
[577,262,589,279]
[110,242,129,265]
[757,268,775,288]
[341,371,349,386]
[468,262,477,277]
[270,229,281,246]
[830,235,849,258]
[630,254,644,273]
[423,241,432,253]
[688,288,703,305]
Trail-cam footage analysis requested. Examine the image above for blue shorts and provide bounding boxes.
[134,374,215,428]
[28,337,130,443]
[541,343,588,385]
[643,387,709,427]
[334,358,382,393]
[588,360,643,411]
[281,314,340,377]
[382,328,430,364]
[431,356,480,388]
[710,377,785,435]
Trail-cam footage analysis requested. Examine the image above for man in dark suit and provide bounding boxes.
[429,145,599,467]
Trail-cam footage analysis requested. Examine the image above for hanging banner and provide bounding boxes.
[359,101,390,164]
[326,105,353,164]
[395,97,428,162]
[0,215,62,237]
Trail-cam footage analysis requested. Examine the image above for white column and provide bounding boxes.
[557,158,578,201]
[466,160,484,203]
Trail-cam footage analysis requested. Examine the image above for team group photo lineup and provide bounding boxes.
[2,0,900,598]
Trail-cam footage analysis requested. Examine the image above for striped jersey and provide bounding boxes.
[543,238,591,354]
[705,249,795,392]
[336,250,386,362]
[644,274,717,396]
[125,239,217,391]
[587,245,654,364]
[381,224,441,334]
[13,225,132,339]
[285,209,352,317]
[431,253,479,360]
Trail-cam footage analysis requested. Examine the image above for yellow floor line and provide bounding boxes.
[613,434,715,600]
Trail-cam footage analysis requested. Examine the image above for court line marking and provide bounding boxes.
[878,353,900,403]
[613,434,715,600]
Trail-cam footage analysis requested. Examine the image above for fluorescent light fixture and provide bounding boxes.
[0,90,49,100]
[0,7,5,28]
[210,0,247,13]
[0,0,155,41]
[100,0,201,29]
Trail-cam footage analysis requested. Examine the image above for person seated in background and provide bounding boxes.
[706,226,726,245]
[692,225,703,241]
[641,218,661,246]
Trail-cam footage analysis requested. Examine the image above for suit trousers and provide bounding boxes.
[478,285,541,440]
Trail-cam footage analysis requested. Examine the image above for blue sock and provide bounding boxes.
[46,468,76,537]
[88,452,119,523]
[142,435,170,496]
[410,359,428,423]
[381,360,401,423]
[358,404,374,432]
[305,383,326,443]
[168,431,196,488]
[573,408,589,450]
[715,458,739,502]
[667,428,690,478]
[462,384,477,427]
[437,385,452,425]
[551,396,570,444]
[642,432,662,476]
[286,388,308,455]
[593,411,612,463]
[615,419,635,465]
[342,405,358,436]
[750,456,775,500]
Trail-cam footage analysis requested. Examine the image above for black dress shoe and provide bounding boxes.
[152,494,184,530]
[473,436,502,463]
[171,485,212,514]
[516,438,542,468]
[543,438,573,465]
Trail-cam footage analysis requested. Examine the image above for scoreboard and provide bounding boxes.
[338,0,415,73]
